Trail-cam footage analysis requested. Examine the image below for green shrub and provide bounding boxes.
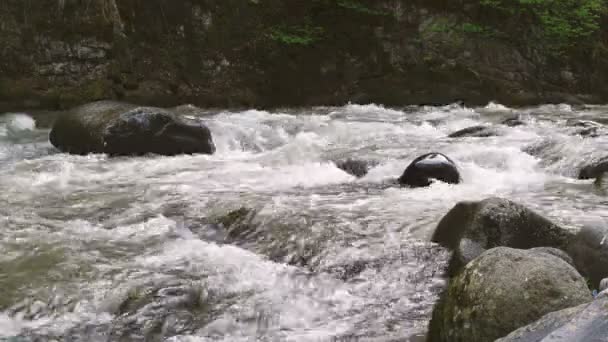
[480,0,606,51]
[336,0,389,16]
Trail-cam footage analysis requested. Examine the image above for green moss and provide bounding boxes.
[429,22,452,33]
[269,24,325,46]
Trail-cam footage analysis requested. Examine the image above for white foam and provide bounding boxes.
[0,314,23,338]
[483,102,512,112]
[5,113,36,137]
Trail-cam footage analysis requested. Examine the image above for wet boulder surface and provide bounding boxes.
[431,197,573,274]
[398,153,460,188]
[49,101,215,156]
[428,247,592,342]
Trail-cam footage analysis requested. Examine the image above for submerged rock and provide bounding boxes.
[448,125,500,138]
[334,158,378,178]
[49,101,215,156]
[432,197,573,274]
[497,293,608,342]
[522,139,558,158]
[428,247,592,342]
[501,117,526,127]
[578,156,608,180]
[566,119,606,137]
[398,152,460,188]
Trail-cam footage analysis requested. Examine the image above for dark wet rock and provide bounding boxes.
[497,293,608,342]
[567,225,608,290]
[428,247,592,342]
[334,159,378,178]
[432,197,573,275]
[578,156,608,180]
[49,101,215,156]
[501,117,526,127]
[448,125,500,138]
[398,152,460,188]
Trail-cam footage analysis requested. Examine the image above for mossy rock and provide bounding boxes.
[428,247,592,342]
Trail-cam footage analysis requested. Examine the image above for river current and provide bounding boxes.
[1,103,608,341]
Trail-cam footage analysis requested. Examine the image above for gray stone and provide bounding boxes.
[428,247,592,342]
[432,197,574,275]
[497,295,608,342]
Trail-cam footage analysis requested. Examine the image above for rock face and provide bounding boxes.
[0,1,607,111]
[448,125,500,138]
[49,101,215,156]
[398,153,460,188]
[432,197,573,274]
[497,293,608,342]
[428,247,592,342]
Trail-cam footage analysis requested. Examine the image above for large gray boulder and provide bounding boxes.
[49,101,216,156]
[497,292,608,342]
[431,197,573,275]
[428,247,592,342]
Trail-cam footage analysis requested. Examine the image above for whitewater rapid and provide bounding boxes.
[1,102,608,341]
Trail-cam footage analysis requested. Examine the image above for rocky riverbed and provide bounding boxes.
[1,102,608,341]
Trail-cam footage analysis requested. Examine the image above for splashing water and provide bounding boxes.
[1,103,608,341]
